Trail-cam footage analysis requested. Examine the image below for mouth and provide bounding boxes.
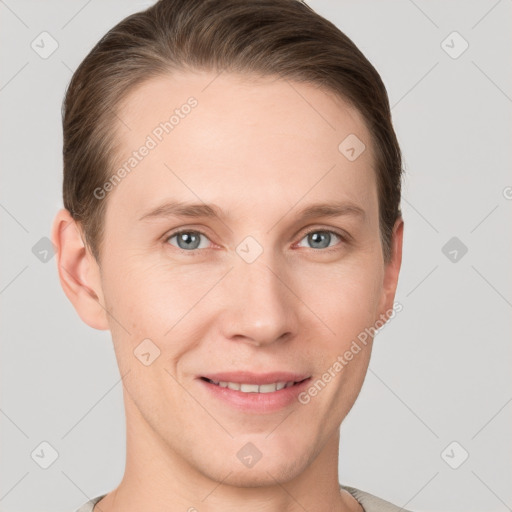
[200,377,309,394]
[197,372,312,413]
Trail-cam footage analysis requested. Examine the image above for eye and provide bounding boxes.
[166,230,211,251]
[164,228,346,254]
[296,229,344,250]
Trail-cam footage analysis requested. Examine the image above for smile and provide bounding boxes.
[201,378,306,393]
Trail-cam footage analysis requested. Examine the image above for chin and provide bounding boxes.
[205,464,303,489]
[194,442,313,489]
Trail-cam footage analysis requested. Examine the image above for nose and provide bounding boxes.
[216,255,299,347]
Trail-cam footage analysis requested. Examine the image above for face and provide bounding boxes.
[65,71,402,486]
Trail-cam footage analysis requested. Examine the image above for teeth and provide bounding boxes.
[240,383,260,393]
[208,379,297,393]
[258,383,278,393]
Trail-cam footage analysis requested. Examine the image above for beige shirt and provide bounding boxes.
[75,485,411,512]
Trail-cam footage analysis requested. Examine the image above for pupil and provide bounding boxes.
[310,231,330,249]
[179,232,199,249]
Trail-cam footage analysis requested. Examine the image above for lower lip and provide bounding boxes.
[197,378,311,413]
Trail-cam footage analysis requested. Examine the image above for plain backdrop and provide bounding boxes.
[1,1,511,511]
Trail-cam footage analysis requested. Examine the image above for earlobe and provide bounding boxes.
[378,218,404,319]
[51,208,110,331]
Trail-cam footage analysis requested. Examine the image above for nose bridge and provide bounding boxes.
[220,248,297,345]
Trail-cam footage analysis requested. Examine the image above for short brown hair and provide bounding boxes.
[62,0,403,263]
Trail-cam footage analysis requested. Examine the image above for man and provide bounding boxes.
[52,1,408,510]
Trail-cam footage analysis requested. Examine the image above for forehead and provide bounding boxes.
[106,71,377,223]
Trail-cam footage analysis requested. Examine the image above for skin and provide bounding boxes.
[52,70,403,512]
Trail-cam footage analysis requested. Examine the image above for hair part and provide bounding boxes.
[62,0,403,264]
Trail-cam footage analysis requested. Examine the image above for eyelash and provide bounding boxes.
[164,227,349,256]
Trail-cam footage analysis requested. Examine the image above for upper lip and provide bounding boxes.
[199,372,310,385]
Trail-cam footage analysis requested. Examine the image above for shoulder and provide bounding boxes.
[340,484,413,512]
[73,494,106,512]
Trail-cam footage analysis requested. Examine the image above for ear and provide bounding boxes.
[51,208,109,331]
[377,217,404,318]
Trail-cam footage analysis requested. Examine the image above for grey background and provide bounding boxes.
[1,1,511,511]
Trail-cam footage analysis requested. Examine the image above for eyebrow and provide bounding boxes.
[138,200,365,222]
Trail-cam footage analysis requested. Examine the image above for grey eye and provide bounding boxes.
[167,231,209,251]
[297,230,341,249]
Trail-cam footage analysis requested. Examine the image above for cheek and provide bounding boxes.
[295,259,383,399]
[103,255,200,323]
[302,260,384,336]
[100,257,225,364]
